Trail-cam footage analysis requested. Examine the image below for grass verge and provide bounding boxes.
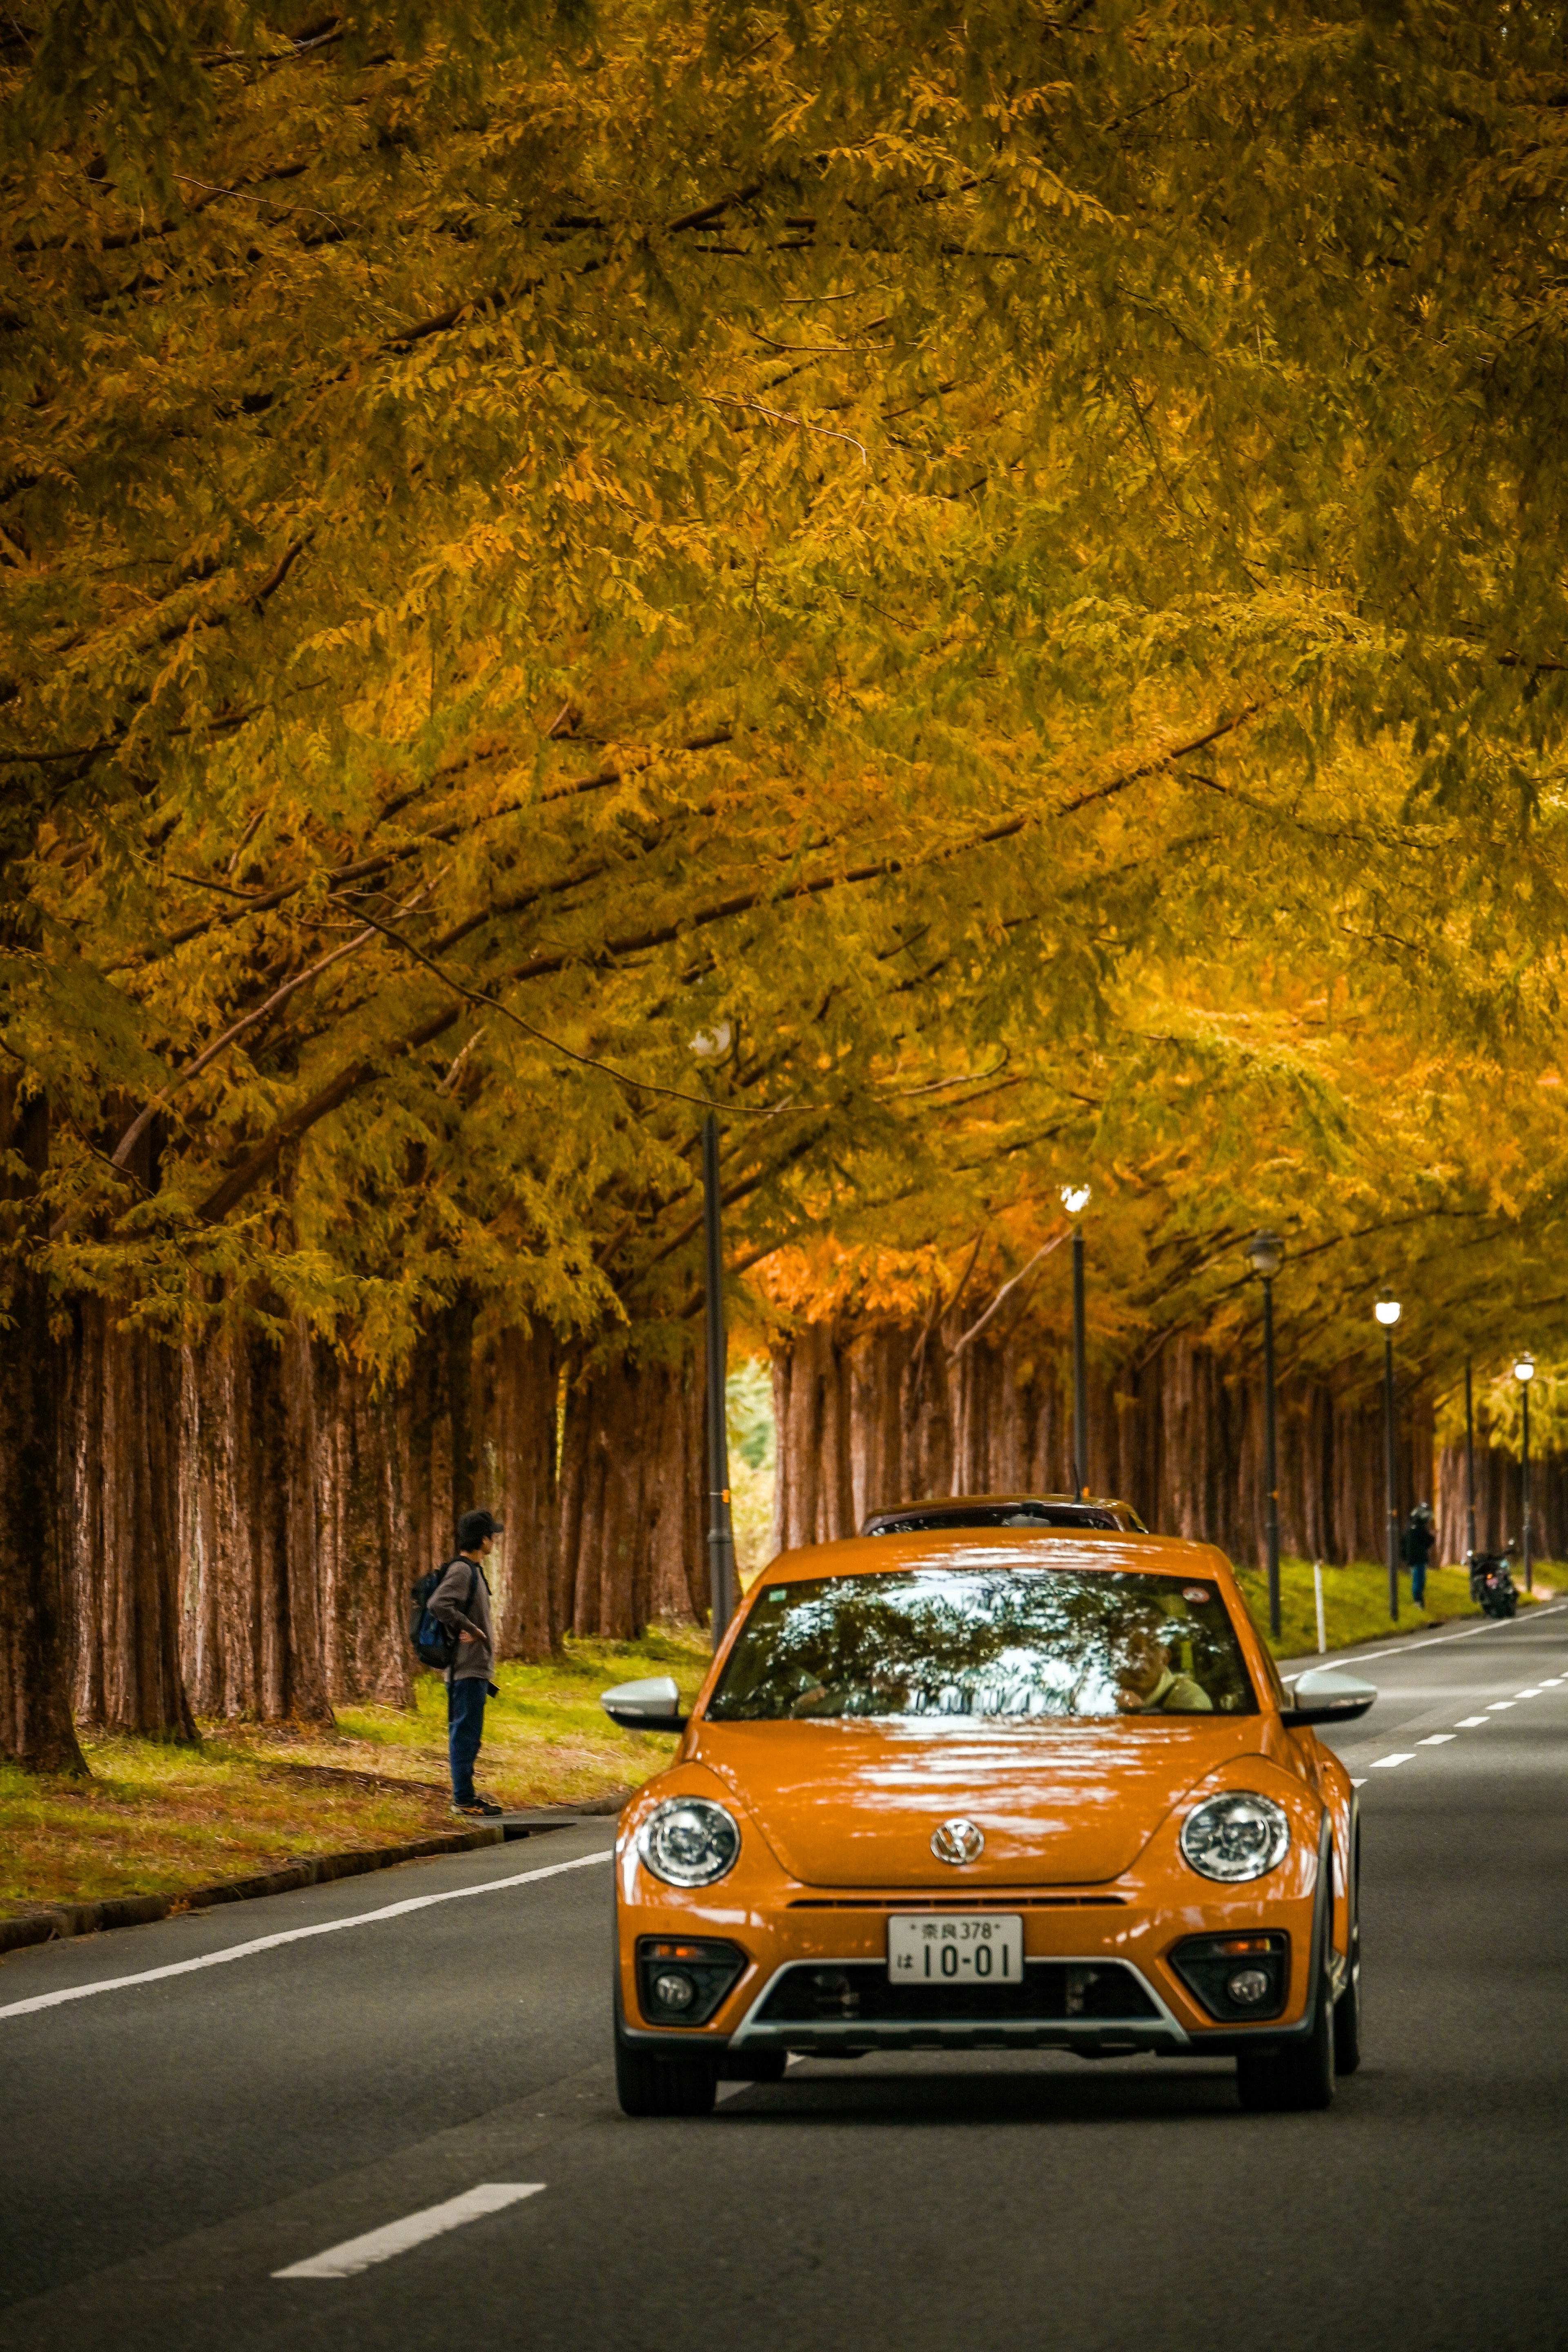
[0,1626,708,1920]
[1237,1555,1556,1661]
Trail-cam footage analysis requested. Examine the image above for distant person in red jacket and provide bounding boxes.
[428,1509,504,1816]
[1403,1503,1437,1610]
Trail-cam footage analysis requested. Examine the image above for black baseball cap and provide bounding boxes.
[457,1508,504,1550]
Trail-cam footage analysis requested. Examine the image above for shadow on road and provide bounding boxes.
[712,2058,1265,2127]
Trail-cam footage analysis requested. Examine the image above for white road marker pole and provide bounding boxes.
[274,2184,544,2278]
[1314,1561,1327,1656]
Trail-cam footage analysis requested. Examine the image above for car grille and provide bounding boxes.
[755,1959,1159,2026]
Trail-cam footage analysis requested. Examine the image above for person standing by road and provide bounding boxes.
[1403,1502,1437,1610]
[428,1508,505,1817]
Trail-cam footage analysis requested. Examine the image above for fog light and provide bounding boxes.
[1226,1967,1272,2006]
[654,1970,696,2010]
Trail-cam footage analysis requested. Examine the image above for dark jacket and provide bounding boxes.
[1403,1519,1437,1566]
[427,1554,494,1683]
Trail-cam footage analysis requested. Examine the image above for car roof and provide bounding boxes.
[861,1493,1146,1534]
[754,1528,1233,1588]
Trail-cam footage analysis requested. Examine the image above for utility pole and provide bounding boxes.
[1464,1358,1477,1560]
[1375,1299,1401,1620]
[1515,1355,1535,1595]
[701,1114,736,1650]
[1061,1185,1091,1496]
[1245,1232,1285,1639]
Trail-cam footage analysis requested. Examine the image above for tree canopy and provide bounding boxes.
[3,0,1568,1409]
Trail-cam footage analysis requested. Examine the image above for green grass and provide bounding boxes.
[0,1626,710,1919]
[1236,1555,1557,1661]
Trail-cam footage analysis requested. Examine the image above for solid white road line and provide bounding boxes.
[274,2183,544,2278]
[1283,1599,1568,1682]
[0,1850,614,2024]
[1370,1753,1416,1768]
[1418,1734,1456,1746]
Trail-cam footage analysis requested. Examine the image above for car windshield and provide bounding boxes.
[706,1565,1257,1722]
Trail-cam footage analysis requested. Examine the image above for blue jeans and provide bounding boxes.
[447,1677,488,1803]
[1411,1558,1428,1608]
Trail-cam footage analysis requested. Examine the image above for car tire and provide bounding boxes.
[1236,1912,1336,2114]
[614,2030,718,2118]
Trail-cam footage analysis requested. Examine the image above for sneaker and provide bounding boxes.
[452,1797,504,1817]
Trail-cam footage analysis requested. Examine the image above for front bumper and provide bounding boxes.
[617,1844,1333,2064]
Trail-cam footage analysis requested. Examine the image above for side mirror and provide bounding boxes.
[601,1675,688,1733]
[1281,1665,1377,1729]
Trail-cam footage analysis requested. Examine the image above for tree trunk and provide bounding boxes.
[0,1086,88,1773]
[900,1316,954,1503]
[313,1345,414,1708]
[848,1325,910,1528]
[558,1345,706,1637]
[64,1296,196,1738]
[559,1350,653,1638]
[484,1322,564,1661]
[178,1316,333,1725]
[646,1349,707,1626]
[770,1321,857,1554]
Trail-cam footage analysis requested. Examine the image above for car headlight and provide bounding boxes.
[1179,1792,1290,1882]
[638,1798,742,1887]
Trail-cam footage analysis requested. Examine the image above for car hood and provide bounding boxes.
[691,1718,1267,1887]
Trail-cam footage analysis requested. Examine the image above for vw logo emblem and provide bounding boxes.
[931,1817,984,1866]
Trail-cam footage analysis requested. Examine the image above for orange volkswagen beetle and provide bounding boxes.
[602,1530,1374,2118]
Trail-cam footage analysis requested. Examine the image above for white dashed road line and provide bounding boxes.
[274,2184,544,2278]
[1488,1700,1517,1711]
[1418,1734,1456,1746]
[1371,1753,1416,1768]
[0,1850,615,2024]
[1457,1715,1491,1727]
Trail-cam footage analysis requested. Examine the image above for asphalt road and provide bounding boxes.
[4,1601,1567,2352]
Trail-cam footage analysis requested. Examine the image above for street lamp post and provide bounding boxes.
[1375,1299,1402,1621]
[1464,1358,1478,1561]
[692,1025,737,1650]
[1061,1186,1091,1497]
[1245,1231,1285,1640]
[1515,1354,1535,1595]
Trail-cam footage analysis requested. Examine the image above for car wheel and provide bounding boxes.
[615,2029,718,2118]
[1236,1915,1336,2114]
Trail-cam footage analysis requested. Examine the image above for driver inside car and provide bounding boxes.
[1113,1617,1213,1714]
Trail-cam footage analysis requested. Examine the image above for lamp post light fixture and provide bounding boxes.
[1514,1354,1536,1595]
[1374,1300,1402,1621]
[1060,1185,1092,1497]
[690,1022,737,1650]
[1245,1231,1285,1639]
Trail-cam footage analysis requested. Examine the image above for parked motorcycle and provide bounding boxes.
[1467,1550,1519,1619]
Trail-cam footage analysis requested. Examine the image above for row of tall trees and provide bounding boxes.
[4,3,1568,1765]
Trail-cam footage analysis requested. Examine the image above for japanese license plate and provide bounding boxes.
[887,1913,1024,1985]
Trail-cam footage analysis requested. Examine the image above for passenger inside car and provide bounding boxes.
[1113,1615,1213,1714]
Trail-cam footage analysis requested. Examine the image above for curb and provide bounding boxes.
[0,1822,517,1958]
